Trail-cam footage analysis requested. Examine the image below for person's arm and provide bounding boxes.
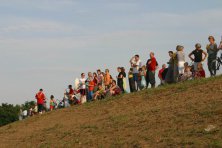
[188,52,194,61]
[158,70,162,79]
[117,73,123,79]
[202,51,208,61]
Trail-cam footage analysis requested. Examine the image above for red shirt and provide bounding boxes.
[69,88,74,95]
[196,70,206,78]
[35,92,45,105]
[158,68,165,79]
[148,57,157,71]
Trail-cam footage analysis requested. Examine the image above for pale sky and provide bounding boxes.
[0,0,222,104]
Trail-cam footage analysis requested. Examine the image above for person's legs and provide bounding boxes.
[38,104,43,114]
[149,71,156,88]
[129,78,133,92]
[146,70,150,88]
[208,58,214,76]
[87,91,93,101]
[129,78,136,92]
[133,73,138,91]
[178,61,185,74]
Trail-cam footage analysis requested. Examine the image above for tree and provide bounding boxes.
[0,103,20,127]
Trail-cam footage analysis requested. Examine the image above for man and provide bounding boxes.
[189,43,207,71]
[130,55,142,91]
[158,64,167,85]
[146,52,157,88]
[35,89,46,114]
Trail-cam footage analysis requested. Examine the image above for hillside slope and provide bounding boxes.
[1,76,222,148]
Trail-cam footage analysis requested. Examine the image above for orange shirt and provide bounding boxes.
[88,80,95,91]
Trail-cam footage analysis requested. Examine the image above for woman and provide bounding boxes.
[165,51,175,84]
[121,67,127,92]
[128,68,136,92]
[93,72,99,92]
[117,67,124,92]
[79,73,87,104]
[176,45,185,80]
[87,72,95,101]
[206,36,218,76]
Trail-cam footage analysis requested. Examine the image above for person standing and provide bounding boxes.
[87,72,95,101]
[79,73,87,104]
[117,67,124,93]
[146,52,157,88]
[189,43,207,71]
[165,51,175,84]
[35,89,46,114]
[176,45,185,79]
[206,36,218,76]
[158,64,167,85]
[49,95,56,111]
[130,55,142,91]
[97,69,104,85]
[128,68,136,92]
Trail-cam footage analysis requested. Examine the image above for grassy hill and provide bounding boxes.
[1,76,222,148]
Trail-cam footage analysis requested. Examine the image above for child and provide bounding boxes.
[93,84,106,100]
[109,80,122,96]
[195,63,206,78]
[180,62,192,81]
[141,66,147,89]
[49,95,57,111]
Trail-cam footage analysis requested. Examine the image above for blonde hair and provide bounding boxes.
[176,45,184,51]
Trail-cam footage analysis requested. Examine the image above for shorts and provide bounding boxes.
[80,89,86,96]
[50,105,54,110]
[178,61,185,74]
[38,104,43,113]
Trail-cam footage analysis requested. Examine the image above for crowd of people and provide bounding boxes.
[31,36,222,115]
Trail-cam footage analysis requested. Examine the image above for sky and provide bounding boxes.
[0,0,222,105]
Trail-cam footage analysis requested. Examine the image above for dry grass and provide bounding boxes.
[1,76,222,148]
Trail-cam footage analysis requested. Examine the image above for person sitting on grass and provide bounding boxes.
[65,85,75,105]
[93,83,106,100]
[195,63,206,78]
[109,80,122,96]
[180,62,193,81]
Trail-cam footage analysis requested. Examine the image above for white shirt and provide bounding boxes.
[23,110,28,116]
[130,58,142,74]
[79,78,86,89]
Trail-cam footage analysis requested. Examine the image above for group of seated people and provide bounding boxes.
[64,69,125,106]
